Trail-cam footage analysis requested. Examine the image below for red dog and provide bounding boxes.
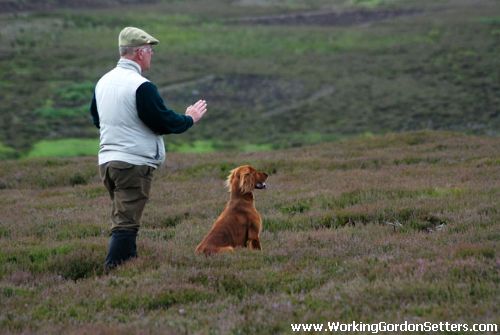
[195,165,268,255]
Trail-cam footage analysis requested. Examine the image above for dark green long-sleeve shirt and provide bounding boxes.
[90,81,193,134]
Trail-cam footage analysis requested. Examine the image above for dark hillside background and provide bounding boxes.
[0,0,499,158]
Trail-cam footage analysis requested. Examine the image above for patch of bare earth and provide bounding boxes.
[0,0,158,14]
[228,8,421,26]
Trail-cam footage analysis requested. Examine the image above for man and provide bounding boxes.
[90,27,207,271]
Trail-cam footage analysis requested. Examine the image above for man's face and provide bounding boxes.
[137,45,154,71]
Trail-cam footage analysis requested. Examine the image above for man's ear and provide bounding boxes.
[136,49,144,59]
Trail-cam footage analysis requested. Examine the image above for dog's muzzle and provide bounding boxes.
[255,182,267,189]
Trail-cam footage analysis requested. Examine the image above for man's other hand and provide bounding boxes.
[186,100,207,123]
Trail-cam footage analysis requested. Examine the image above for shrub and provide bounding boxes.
[279,201,311,215]
[47,244,104,280]
[0,142,18,160]
[69,173,88,186]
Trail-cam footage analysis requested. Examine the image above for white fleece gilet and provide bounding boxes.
[95,59,165,168]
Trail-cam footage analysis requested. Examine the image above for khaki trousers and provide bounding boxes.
[99,161,154,232]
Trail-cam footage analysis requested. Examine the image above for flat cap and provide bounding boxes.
[118,27,159,47]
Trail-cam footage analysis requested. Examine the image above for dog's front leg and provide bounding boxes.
[249,238,261,250]
[247,228,262,250]
[246,239,261,250]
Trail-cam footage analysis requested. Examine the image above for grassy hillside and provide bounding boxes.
[0,131,498,334]
[0,0,499,158]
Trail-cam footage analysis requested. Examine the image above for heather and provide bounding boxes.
[0,0,499,333]
[0,131,498,334]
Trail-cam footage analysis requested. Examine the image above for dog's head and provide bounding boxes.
[226,165,268,194]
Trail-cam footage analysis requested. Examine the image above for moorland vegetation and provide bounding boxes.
[0,131,499,333]
[0,0,499,334]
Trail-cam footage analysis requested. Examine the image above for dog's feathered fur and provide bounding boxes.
[195,165,268,255]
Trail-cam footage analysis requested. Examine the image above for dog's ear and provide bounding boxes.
[225,168,237,191]
[239,170,255,194]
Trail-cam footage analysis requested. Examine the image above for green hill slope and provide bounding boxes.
[0,131,498,333]
[0,0,499,157]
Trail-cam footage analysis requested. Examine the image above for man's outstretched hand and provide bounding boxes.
[186,100,207,123]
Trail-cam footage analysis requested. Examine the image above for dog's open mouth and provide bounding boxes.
[255,182,267,189]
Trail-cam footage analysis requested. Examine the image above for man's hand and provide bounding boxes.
[185,100,207,123]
